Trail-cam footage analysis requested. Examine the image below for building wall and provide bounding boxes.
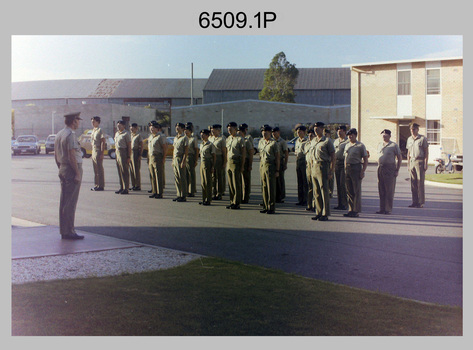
[13,104,158,140]
[350,59,463,162]
[171,100,350,137]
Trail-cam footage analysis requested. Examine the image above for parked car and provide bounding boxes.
[12,135,41,155]
[44,134,56,154]
[287,137,297,152]
[78,129,116,159]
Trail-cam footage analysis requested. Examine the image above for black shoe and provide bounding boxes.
[319,216,328,221]
[344,212,359,217]
[133,187,141,191]
[266,210,275,214]
[241,200,249,204]
[311,215,321,221]
[61,233,84,240]
[385,211,391,215]
[148,190,153,193]
[226,205,233,209]
[91,187,97,191]
[149,194,157,198]
[115,189,123,194]
[376,210,386,214]
[176,197,186,202]
[199,201,203,205]
[260,209,268,213]
[91,187,104,191]
[155,194,163,199]
[203,201,211,206]
[408,203,418,208]
[259,203,264,206]
[231,205,240,210]
[305,207,313,211]
[173,197,179,201]
[121,190,129,195]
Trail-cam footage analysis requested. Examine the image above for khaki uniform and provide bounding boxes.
[311,136,335,217]
[148,132,166,196]
[186,134,199,196]
[377,141,401,213]
[326,137,335,197]
[333,137,349,208]
[173,134,189,198]
[407,134,429,206]
[242,135,254,203]
[55,127,83,237]
[304,140,315,210]
[130,132,143,189]
[275,138,288,202]
[226,134,246,207]
[200,140,217,203]
[295,137,308,205]
[344,141,368,213]
[91,127,105,189]
[114,130,131,191]
[210,135,226,198]
[258,138,279,212]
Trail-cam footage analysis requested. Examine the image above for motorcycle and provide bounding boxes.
[434,154,455,174]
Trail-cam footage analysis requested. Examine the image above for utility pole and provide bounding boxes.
[191,63,194,106]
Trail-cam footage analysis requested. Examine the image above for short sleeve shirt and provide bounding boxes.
[295,137,308,159]
[244,135,254,157]
[344,141,368,164]
[200,140,217,161]
[210,135,226,156]
[276,138,288,159]
[312,136,335,162]
[259,139,279,164]
[226,135,245,160]
[114,130,131,149]
[173,134,189,158]
[187,135,199,156]
[406,134,429,160]
[148,133,166,155]
[378,141,401,165]
[91,127,105,150]
[333,137,349,161]
[131,133,143,151]
[55,127,82,165]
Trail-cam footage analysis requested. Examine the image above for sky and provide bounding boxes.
[11,35,463,82]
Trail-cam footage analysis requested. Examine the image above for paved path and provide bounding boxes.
[11,154,463,306]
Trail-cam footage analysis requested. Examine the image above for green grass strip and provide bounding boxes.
[426,173,463,185]
[12,257,462,336]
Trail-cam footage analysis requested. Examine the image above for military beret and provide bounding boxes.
[315,121,325,128]
[175,122,185,129]
[337,125,347,131]
[227,121,238,128]
[381,129,391,135]
[272,126,280,132]
[91,116,101,122]
[261,125,272,132]
[238,123,248,131]
[200,129,211,135]
[211,124,222,129]
[296,125,307,131]
[347,128,358,136]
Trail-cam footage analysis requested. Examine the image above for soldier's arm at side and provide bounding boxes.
[68,149,81,183]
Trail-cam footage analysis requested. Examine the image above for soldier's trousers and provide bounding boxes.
[116,148,130,191]
[58,164,82,236]
[92,149,105,189]
[409,159,426,206]
[149,153,164,195]
[335,161,347,208]
[200,160,213,203]
[227,159,242,206]
[345,163,363,213]
[312,161,331,217]
[260,162,276,211]
[296,157,307,204]
[242,158,251,202]
[173,156,187,198]
[276,158,286,202]
[186,153,197,196]
[378,163,397,213]
[130,149,141,188]
[306,162,314,209]
[212,154,225,197]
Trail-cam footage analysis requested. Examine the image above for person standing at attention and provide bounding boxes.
[90,116,105,191]
[54,112,84,240]
[406,122,429,208]
[114,120,132,195]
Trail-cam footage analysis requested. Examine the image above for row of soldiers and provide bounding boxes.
[89,116,419,220]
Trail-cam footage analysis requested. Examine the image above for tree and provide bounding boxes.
[259,51,299,103]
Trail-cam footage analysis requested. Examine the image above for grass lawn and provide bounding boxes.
[11,257,462,336]
[425,173,463,185]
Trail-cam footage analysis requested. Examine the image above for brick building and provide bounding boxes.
[343,57,463,161]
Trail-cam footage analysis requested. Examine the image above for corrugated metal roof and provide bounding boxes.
[204,68,350,91]
[12,78,208,101]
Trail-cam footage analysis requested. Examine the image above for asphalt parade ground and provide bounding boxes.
[11,152,463,306]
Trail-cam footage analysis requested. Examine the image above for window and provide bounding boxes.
[427,120,441,145]
[426,69,440,94]
[398,71,411,95]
